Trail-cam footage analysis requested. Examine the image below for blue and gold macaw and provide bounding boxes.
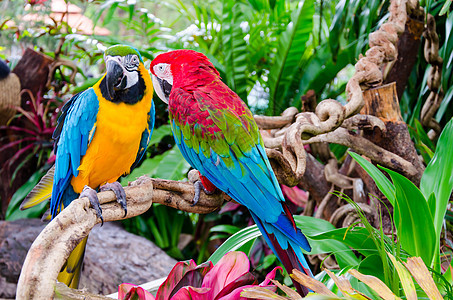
[21,45,155,287]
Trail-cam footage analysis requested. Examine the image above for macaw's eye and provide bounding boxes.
[132,55,138,63]
[159,65,164,71]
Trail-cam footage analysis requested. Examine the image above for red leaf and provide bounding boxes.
[168,261,213,298]
[118,283,155,300]
[155,260,201,300]
[201,251,250,298]
[170,286,211,300]
[214,272,256,299]
[259,266,282,286]
[281,185,308,207]
[219,201,241,214]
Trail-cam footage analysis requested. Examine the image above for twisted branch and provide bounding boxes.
[16,176,224,300]
[258,0,422,186]
[421,13,444,139]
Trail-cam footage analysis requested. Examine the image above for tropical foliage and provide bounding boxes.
[0,0,452,299]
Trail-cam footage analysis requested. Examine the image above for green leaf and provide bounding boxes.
[436,86,453,122]
[357,254,385,282]
[439,0,452,15]
[103,1,119,26]
[209,215,361,268]
[348,151,396,205]
[383,167,436,267]
[148,124,172,146]
[267,0,314,115]
[123,147,190,183]
[414,119,435,151]
[208,225,261,264]
[222,1,248,102]
[210,224,241,235]
[6,170,48,221]
[420,117,453,240]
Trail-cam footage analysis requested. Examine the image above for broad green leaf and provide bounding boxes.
[148,124,172,146]
[295,216,360,268]
[348,152,396,205]
[357,254,385,282]
[123,147,190,183]
[267,0,314,115]
[420,117,453,240]
[387,253,417,300]
[383,167,436,267]
[153,147,191,180]
[209,215,361,268]
[6,169,48,221]
[309,226,378,259]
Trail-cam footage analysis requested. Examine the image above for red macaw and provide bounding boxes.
[150,50,312,295]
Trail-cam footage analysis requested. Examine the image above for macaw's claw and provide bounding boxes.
[100,181,127,217]
[81,185,103,225]
[192,180,215,207]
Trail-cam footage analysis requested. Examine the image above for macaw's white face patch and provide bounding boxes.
[152,63,173,104]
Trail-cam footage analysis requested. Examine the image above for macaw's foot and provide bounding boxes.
[192,175,217,207]
[100,181,127,217]
[81,185,103,225]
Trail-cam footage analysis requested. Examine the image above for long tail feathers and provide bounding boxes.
[251,206,313,296]
[21,165,54,210]
[58,236,88,288]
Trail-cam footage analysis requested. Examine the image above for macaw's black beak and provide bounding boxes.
[106,60,126,100]
[152,75,172,104]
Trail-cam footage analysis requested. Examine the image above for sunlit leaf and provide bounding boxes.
[403,257,443,300]
[382,167,436,267]
[348,269,401,300]
[420,118,453,240]
[387,253,416,300]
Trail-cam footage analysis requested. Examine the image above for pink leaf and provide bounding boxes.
[118,283,155,300]
[156,260,213,300]
[219,202,241,214]
[201,251,250,298]
[214,272,256,299]
[259,266,282,286]
[170,286,211,300]
[281,185,308,207]
[216,268,281,300]
[155,260,198,300]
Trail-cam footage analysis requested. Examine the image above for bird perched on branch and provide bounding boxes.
[150,49,312,295]
[22,45,155,288]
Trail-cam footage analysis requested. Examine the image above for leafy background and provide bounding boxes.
[1,0,452,298]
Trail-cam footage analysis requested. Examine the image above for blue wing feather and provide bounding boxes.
[171,97,310,253]
[51,88,99,217]
[130,100,155,172]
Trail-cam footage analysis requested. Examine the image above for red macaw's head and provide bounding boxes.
[150,50,219,103]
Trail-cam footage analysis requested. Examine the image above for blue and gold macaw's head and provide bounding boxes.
[101,45,147,104]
